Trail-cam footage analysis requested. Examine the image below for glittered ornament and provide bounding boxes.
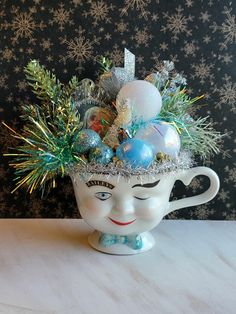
[103,101,132,149]
[116,80,162,121]
[116,138,154,169]
[89,144,114,164]
[134,122,181,158]
[83,106,116,138]
[74,129,101,154]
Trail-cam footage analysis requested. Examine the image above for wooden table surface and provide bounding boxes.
[0,219,235,314]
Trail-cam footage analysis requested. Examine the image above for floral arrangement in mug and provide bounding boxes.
[3,49,223,195]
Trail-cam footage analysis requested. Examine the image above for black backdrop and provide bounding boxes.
[0,0,235,219]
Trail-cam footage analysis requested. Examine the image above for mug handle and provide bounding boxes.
[166,166,220,215]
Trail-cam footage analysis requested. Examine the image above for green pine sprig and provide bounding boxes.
[4,60,85,194]
[24,60,63,105]
[180,116,223,159]
[159,87,223,159]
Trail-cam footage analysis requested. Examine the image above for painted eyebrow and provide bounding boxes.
[86,180,115,189]
[132,180,160,189]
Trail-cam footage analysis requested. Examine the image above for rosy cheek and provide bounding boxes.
[83,198,111,217]
[136,207,158,219]
[135,199,163,219]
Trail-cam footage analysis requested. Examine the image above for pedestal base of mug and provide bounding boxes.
[88,230,155,255]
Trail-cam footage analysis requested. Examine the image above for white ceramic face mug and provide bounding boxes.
[71,166,220,255]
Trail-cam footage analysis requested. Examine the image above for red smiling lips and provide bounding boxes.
[109,217,136,226]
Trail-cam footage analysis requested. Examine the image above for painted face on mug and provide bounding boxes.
[74,175,173,235]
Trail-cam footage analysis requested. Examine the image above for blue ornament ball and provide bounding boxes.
[89,144,114,164]
[74,129,101,154]
[116,139,154,169]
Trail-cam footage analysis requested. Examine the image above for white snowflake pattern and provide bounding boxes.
[191,58,214,84]
[0,47,17,62]
[208,0,214,7]
[185,0,194,8]
[218,53,233,65]
[161,6,194,42]
[211,6,236,50]
[60,27,100,71]
[0,74,9,89]
[203,34,211,44]
[46,55,53,62]
[218,188,230,202]
[160,42,168,51]
[215,75,236,113]
[84,1,114,26]
[120,0,151,20]
[181,40,199,57]
[115,20,129,35]
[40,38,53,51]
[1,6,45,44]
[132,26,153,47]
[17,79,28,92]
[165,211,179,219]
[150,52,162,71]
[49,3,74,31]
[169,54,179,64]
[222,209,236,220]
[224,164,236,187]
[199,11,211,23]
[185,177,204,193]
[71,0,83,7]
[190,204,215,219]
[105,44,123,66]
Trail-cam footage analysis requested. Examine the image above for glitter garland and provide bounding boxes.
[69,151,193,182]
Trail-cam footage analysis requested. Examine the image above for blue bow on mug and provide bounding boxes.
[99,233,143,250]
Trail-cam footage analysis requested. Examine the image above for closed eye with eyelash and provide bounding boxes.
[134,196,150,200]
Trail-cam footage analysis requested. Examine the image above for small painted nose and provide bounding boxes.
[112,198,135,215]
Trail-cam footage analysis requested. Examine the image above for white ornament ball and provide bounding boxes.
[134,121,181,158]
[116,80,162,121]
